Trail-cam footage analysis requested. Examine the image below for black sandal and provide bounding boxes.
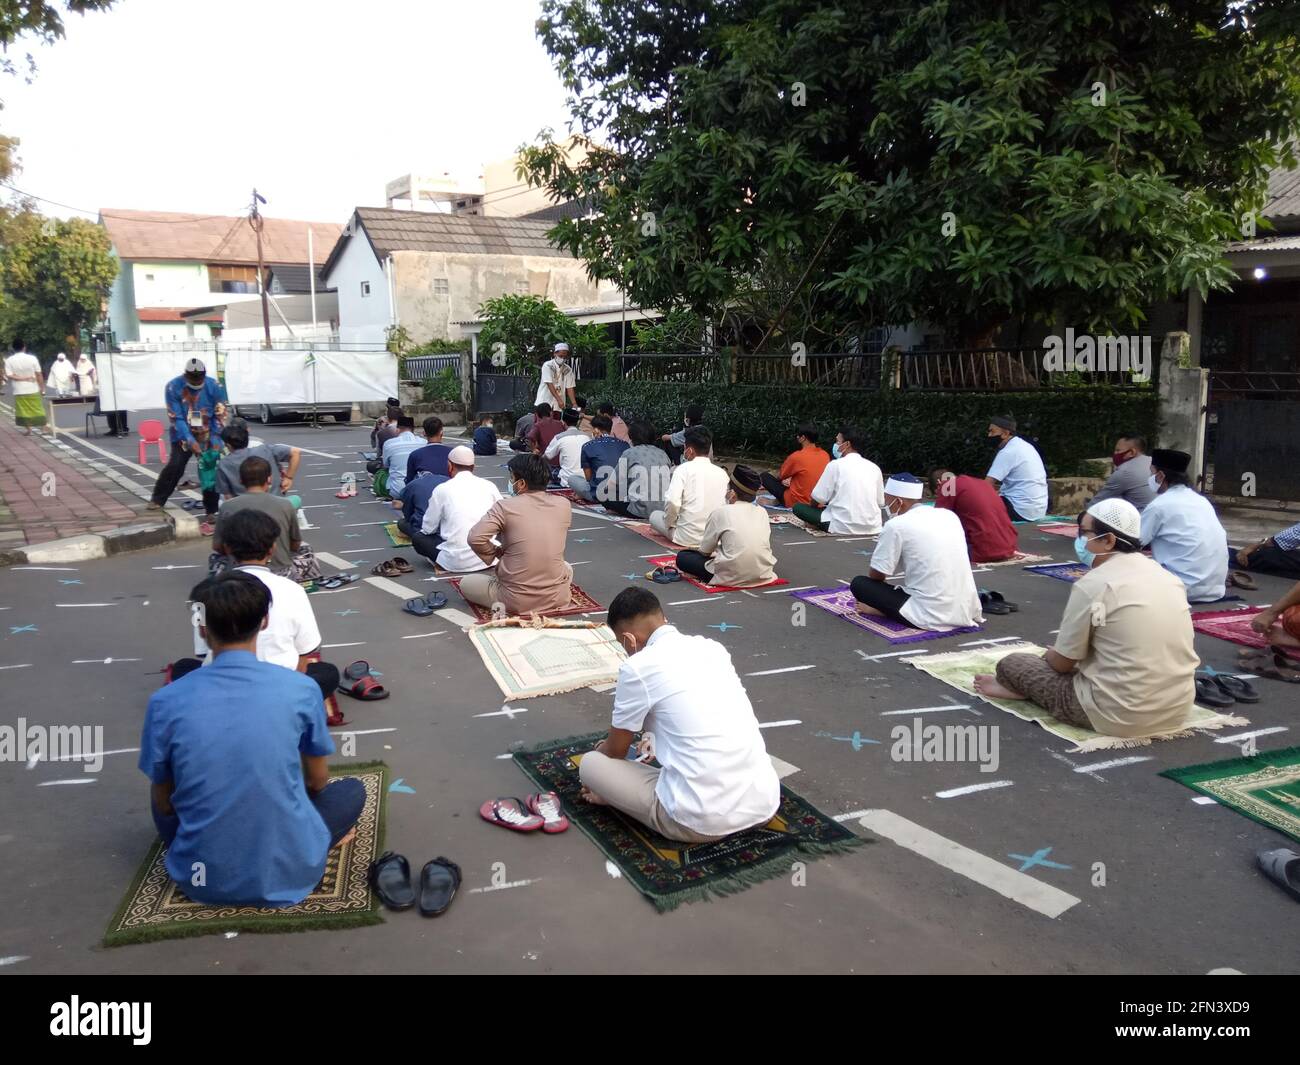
[369,852,415,910]
[418,856,462,917]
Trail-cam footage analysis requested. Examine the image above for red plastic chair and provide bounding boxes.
[137,419,166,464]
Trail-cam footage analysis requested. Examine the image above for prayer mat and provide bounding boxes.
[1162,747,1300,845]
[103,762,388,947]
[624,521,683,552]
[467,619,626,698]
[513,733,864,912]
[383,522,412,547]
[1036,522,1078,538]
[976,550,1053,568]
[791,586,981,643]
[909,643,1248,753]
[1192,608,1271,651]
[447,577,602,622]
[645,555,789,594]
[776,514,834,537]
[1024,562,1090,583]
[547,486,598,508]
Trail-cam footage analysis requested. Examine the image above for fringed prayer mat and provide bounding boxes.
[645,555,788,594]
[909,643,1248,753]
[447,577,602,622]
[624,521,684,552]
[1024,562,1090,583]
[1036,523,1078,538]
[383,522,412,547]
[104,763,387,947]
[1192,608,1270,651]
[774,514,834,536]
[513,734,864,911]
[976,551,1052,568]
[467,618,626,698]
[546,486,599,508]
[792,586,981,644]
[1162,747,1300,845]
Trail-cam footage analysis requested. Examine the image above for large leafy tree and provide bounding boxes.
[522,1,1300,349]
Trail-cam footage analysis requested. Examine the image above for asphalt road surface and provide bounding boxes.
[0,408,1294,974]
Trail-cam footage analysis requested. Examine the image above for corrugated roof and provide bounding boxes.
[268,263,333,294]
[1263,165,1300,223]
[1225,233,1300,253]
[100,209,342,265]
[520,198,598,224]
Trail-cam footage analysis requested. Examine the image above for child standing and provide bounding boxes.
[193,426,222,535]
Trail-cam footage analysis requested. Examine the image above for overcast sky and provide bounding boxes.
[1,0,574,224]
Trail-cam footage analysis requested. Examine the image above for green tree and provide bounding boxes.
[476,293,611,373]
[0,211,117,352]
[523,1,1300,347]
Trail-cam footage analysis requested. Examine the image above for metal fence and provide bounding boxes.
[404,354,462,380]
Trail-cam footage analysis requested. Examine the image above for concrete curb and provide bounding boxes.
[0,518,178,567]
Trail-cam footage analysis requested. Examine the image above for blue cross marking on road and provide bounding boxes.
[1008,847,1071,872]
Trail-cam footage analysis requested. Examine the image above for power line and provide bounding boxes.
[0,182,243,224]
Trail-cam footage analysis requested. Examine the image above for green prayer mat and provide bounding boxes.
[1162,747,1300,845]
[513,734,864,912]
[383,522,412,547]
[103,762,388,947]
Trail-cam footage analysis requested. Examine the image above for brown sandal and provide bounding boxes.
[371,560,401,577]
[391,557,413,574]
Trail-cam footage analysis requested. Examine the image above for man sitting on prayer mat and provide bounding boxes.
[421,445,501,573]
[850,473,983,630]
[579,587,781,843]
[984,414,1048,522]
[463,454,572,615]
[796,425,885,534]
[397,469,449,566]
[1140,448,1229,602]
[382,415,423,499]
[760,423,830,508]
[405,416,452,485]
[568,413,628,502]
[974,499,1199,738]
[1088,432,1156,511]
[1250,579,1300,660]
[604,419,672,518]
[141,571,365,907]
[675,464,778,587]
[648,426,729,548]
[929,468,1018,563]
[527,403,566,463]
[1230,519,1300,581]
[213,456,319,583]
[544,407,591,486]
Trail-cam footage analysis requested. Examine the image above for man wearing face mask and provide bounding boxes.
[1139,449,1229,602]
[798,425,885,534]
[577,587,780,843]
[675,465,778,587]
[1088,433,1156,511]
[984,414,1048,521]
[974,499,1199,740]
[536,342,577,411]
[849,473,983,630]
[648,426,729,547]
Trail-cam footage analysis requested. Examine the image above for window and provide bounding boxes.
[361,281,371,297]
[208,264,261,294]
[433,278,449,296]
[515,280,531,296]
[145,273,155,281]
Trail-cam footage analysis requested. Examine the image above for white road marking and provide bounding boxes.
[769,755,801,778]
[935,780,1015,798]
[569,527,603,532]
[329,727,397,737]
[604,860,623,879]
[283,444,340,459]
[856,809,1080,919]
[0,956,30,966]
[746,665,816,676]
[1192,796,1219,805]
[400,630,448,639]
[833,808,874,823]
[1214,726,1288,745]
[768,584,816,593]
[857,649,932,661]
[364,575,418,598]
[56,603,117,608]
[0,664,33,671]
[757,719,802,728]
[304,473,345,478]
[342,520,392,527]
[151,565,199,570]
[72,658,142,664]
[880,704,972,716]
[957,636,1023,646]
[43,747,139,764]
[1072,756,1153,773]
[37,779,97,786]
[666,596,725,606]
[468,878,539,894]
[338,548,383,554]
[780,540,816,546]
[475,706,528,719]
[322,642,367,649]
[314,552,356,570]
[12,566,79,571]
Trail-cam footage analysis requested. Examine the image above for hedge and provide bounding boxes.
[530,383,1159,478]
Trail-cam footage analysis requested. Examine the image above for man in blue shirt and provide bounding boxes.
[148,358,226,510]
[405,416,453,485]
[139,571,365,906]
[1231,519,1300,580]
[570,413,629,502]
[396,469,449,565]
[382,415,422,498]
[1140,448,1228,602]
[984,414,1048,521]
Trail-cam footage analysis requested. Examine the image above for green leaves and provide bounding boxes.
[476,294,612,373]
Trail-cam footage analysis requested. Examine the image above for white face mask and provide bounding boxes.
[1148,474,1161,494]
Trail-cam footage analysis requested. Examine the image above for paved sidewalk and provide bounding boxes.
[0,415,147,549]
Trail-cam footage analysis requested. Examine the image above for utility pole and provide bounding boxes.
[249,188,272,349]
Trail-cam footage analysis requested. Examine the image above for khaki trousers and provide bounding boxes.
[578,751,726,844]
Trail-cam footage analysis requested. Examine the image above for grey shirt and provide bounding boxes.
[218,443,294,497]
[1089,453,1156,511]
[514,412,536,440]
[616,444,673,518]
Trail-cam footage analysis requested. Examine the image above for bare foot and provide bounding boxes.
[579,786,608,806]
[973,673,1026,700]
[854,602,884,617]
[331,826,358,850]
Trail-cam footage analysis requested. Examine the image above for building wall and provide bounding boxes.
[480,144,588,219]
[391,251,601,343]
[106,250,139,342]
[330,232,391,346]
[131,261,213,308]
[136,321,215,344]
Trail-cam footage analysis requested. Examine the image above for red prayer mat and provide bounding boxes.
[645,555,788,594]
[447,577,603,622]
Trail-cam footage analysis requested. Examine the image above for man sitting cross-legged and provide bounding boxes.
[421,445,501,573]
[1249,579,1300,678]
[675,464,778,588]
[849,473,983,630]
[579,587,780,843]
[141,571,365,907]
[929,467,1019,564]
[567,413,628,502]
[1141,448,1229,603]
[796,424,885,534]
[212,456,319,582]
[974,499,1200,739]
[760,422,829,509]
[648,426,729,548]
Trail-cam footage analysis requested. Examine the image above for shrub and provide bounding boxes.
[422,367,461,404]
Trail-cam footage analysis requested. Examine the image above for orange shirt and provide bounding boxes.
[778,445,831,507]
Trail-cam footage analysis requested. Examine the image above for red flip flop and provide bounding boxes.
[478,797,543,832]
[338,660,389,701]
[526,791,569,833]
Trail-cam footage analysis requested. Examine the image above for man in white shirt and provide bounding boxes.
[535,342,577,410]
[850,473,983,630]
[985,414,1048,521]
[796,425,884,534]
[1140,448,1229,602]
[421,445,502,573]
[3,339,47,434]
[543,407,590,486]
[578,587,781,842]
[649,426,729,547]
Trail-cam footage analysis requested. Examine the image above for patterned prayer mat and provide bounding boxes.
[624,521,683,552]
[467,618,626,698]
[1024,562,1090,583]
[976,550,1052,568]
[1036,523,1079,538]
[909,643,1248,753]
[1191,608,1270,650]
[447,577,602,622]
[104,763,387,947]
[383,522,412,547]
[546,486,599,508]
[645,555,788,594]
[792,585,981,644]
[774,514,834,536]
[1162,747,1300,845]
[513,734,864,911]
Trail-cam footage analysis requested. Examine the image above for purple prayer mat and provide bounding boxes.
[791,586,981,644]
[1024,562,1090,583]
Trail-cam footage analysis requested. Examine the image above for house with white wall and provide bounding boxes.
[99,209,342,344]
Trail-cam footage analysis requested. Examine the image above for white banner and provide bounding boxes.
[97,351,194,412]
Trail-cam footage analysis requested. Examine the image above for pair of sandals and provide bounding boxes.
[1237,645,1300,684]
[978,589,1018,615]
[369,852,460,916]
[338,660,388,701]
[479,793,569,834]
[1259,849,1300,903]
[646,565,681,585]
[1193,670,1260,707]
[314,573,359,591]
[403,592,448,617]
[335,483,358,498]
[371,557,413,577]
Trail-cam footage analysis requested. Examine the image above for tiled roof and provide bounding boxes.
[520,198,598,224]
[100,209,342,265]
[268,263,333,294]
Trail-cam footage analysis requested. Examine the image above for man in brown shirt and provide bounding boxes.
[462,454,573,616]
